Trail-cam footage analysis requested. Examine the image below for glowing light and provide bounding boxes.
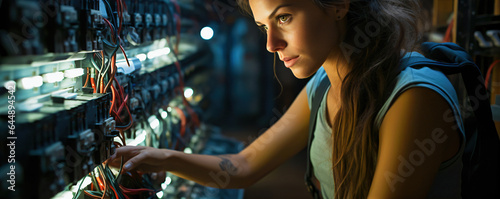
[161,182,168,190]
[167,107,172,112]
[51,191,73,199]
[166,176,172,185]
[161,111,168,119]
[64,68,84,78]
[147,47,170,59]
[184,87,194,98]
[183,147,192,154]
[18,76,43,89]
[156,191,164,198]
[72,176,92,192]
[128,130,146,146]
[42,72,64,83]
[148,115,160,130]
[136,53,147,62]
[3,81,16,90]
[200,26,214,40]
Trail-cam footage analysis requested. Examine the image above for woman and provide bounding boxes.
[110,0,464,198]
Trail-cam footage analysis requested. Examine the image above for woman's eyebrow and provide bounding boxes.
[255,4,293,25]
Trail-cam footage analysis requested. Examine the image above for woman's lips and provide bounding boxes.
[282,56,299,68]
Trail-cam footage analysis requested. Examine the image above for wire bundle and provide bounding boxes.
[73,161,159,199]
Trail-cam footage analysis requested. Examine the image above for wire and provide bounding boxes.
[84,68,90,87]
[443,18,454,43]
[485,60,500,90]
[110,84,117,114]
[119,44,130,67]
[72,174,90,199]
[91,77,96,93]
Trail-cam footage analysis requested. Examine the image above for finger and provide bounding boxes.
[123,152,147,171]
[108,156,124,168]
[109,146,143,161]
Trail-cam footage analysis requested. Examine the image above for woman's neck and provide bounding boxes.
[322,53,349,90]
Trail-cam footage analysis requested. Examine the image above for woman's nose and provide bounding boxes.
[266,27,286,53]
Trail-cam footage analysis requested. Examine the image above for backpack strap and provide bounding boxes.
[305,75,330,199]
[400,42,499,198]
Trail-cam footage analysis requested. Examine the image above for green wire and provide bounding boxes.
[72,174,91,199]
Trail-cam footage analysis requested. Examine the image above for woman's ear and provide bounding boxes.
[331,0,350,20]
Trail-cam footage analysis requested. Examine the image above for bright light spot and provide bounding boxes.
[42,72,64,83]
[50,190,73,199]
[161,182,168,189]
[184,87,194,98]
[161,111,168,119]
[64,68,84,78]
[18,76,43,89]
[166,176,172,185]
[128,130,146,146]
[136,53,147,62]
[3,81,16,90]
[183,147,192,154]
[200,26,214,40]
[167,107,172,112]
[156,191,164,198]
[147,47,171,59]
[148,115,160,130]
[70,176,92,193]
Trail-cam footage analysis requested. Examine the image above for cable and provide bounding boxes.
[485,60,500,90]
[443,18,454,43]
[72,174,90,199]
[84,68,90,87]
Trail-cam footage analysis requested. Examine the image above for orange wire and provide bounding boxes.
[103,55,116,94]
[84,191,101,199]
[119,45,130,67]
[95,176,104,190]
[110,84,116,114]
[84,68,90,87]
[109,182,120,199]
[98,167,107,199]
[91,77,96,93]
[443,18,454,43]
[174,107,186,137]
[485,60,500,89]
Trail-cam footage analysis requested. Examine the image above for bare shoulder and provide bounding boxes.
[368,87,461,198]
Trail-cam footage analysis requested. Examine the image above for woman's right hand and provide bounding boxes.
[108,146,178,173]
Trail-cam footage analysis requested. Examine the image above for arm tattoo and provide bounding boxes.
[217,155,238,176]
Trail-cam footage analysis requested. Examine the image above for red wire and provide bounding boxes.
[84,68,90,87]
[116,105,133,131]
[485,60,500,90]
[103,18,115,41]
[119,44,130,67]
[108,182,120,199]
[91,77,96,93]
[117,94,129,114]
[110,84,117,114]
[174,107,187,137]
[443,18,454,43]
[116,0,123,35]
[84,191,101,198]
[96,176,105,190]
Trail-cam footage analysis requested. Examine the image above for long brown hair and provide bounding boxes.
[237,0,422,198]
[327,0,421,198]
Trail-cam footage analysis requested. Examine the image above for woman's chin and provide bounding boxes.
[290,67,317,79]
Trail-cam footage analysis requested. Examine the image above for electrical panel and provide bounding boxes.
[0,0,242,198]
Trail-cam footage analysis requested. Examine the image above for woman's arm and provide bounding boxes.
[109,86,311,188]
[367,87,461,198]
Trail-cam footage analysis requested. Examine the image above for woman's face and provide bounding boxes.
[250,0,343,78]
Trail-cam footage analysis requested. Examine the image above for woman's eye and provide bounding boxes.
[278,15,291,24]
